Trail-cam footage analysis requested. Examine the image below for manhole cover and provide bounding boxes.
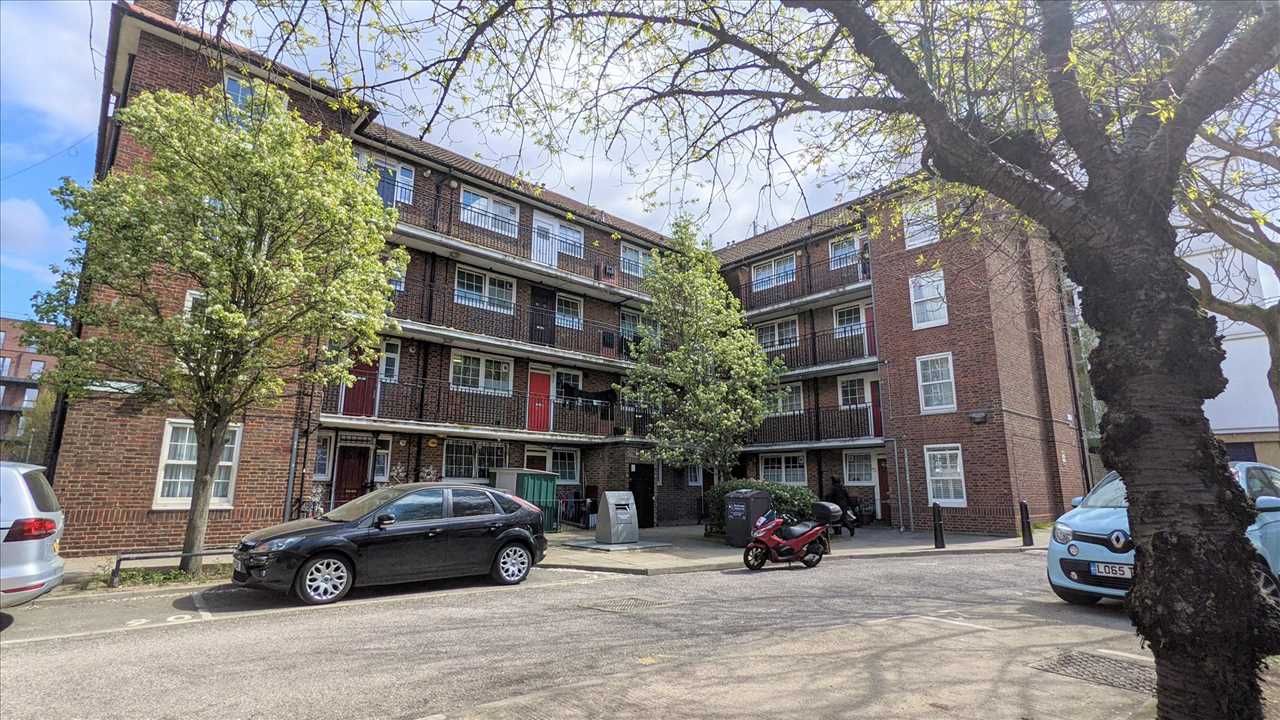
[578,596,668,613]
[1030,651,1156,695]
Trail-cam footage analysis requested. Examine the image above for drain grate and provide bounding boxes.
[1030,652,1156,695]
[578,596,669,614]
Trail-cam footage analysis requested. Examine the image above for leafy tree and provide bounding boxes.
[190,1,1280,713]
[620,218,781,478]
[27,81,405,573]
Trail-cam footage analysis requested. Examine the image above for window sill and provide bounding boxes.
[920,407,955,416]
[843,481,876,487]
[151,503,234,512]
[449,385,514,398]
[905,239,938,250]
[928,499,967,508]
[911,319,949,331]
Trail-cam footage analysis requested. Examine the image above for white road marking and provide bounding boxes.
[125,619,149,627]
[906,614,996,631]
[1,574,622,647]
[1093,647,1155,664]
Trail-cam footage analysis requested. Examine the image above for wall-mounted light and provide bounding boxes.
[967,410,989,425]
[448,179,458,189]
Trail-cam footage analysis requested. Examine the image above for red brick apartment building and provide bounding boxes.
[0,317,57,442]
[51,0,1087,554]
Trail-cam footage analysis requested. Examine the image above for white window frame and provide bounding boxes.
[356,150,415,205]
[313,432,335,481]
[761,453,806,486]
[903,201,937,249]
[183,289,206,317]
[153,419,242,510]
[0,357,10,376]
[755,316,799,351]
[533,211,586,259]
[453,266,515,314]
[842,451,875,486]
[372,435,392,482]
[449,349,514,396]
[0,331,6,348]
[829,233,861,270]
[551,447,580,486]
[21,388,38,408]
[442,440,506,482]
[461,186,519,238]
[555,293,584,330]
[910,270,948,330]
[620,309,641,339]
[223,72,254,112]
[833,303,863,339]
[916,352,956,414]
[768,383,804,416]
[27,360,45,379]
[686,464,704,487]
[553,368,583,399]
[621,243,652,277]
[837,374,866,409]
[380,340,401,383]
[924,444,967,507]
[751,254,797,292]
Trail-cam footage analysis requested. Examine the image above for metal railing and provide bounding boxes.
[109,547,237,587]
[749,403,879,444]
[758,324,876,370]
[323,372,654,438]
[378,180,651,293]
[736,254,871,311]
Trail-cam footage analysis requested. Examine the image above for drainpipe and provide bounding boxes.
[283,426,300,521]
[887,437,903,532]
[1057,271,1094,492]
[902,443,915,532]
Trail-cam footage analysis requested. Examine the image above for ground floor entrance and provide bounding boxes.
[333,444,370,505]
[628,463,656,529]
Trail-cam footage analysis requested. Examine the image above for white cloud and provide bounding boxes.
[0,198,72,283]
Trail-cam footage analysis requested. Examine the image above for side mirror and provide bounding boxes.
[1256,496,1280,513]
[1071,496,1083,508]
[375,513,396,528]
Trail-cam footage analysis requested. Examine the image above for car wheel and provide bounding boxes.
[294,554,353,605]
[1051,583,1102,605]
[491,543,532,585]
[1253,561,1280,601]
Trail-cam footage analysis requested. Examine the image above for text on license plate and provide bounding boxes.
[1091,562,1133,579]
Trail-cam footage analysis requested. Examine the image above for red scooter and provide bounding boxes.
[743,502,842,570]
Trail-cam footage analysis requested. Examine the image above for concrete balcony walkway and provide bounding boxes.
[542,523,1049,575]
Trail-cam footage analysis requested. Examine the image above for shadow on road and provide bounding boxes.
[0,612,13,632]
[167,574,509,615]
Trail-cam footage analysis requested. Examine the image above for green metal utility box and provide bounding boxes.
[489,468,560,532]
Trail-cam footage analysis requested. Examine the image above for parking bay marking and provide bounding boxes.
[866,613,996,632]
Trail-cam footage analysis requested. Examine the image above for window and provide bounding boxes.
[380,340,400,383]
[838,376,865,408]
[769,383,803,415]
[621,243,652,277]
[384,489,445,522]
[751,254,796,292]
[762,454,806,485]
[1244,467,1280,501]
[924,444,966,506]
[843,452,874,486]
[224,73,253,112]
[454,267,515,314]
[373,437,391,482]
[0,331,6,347]
[389,268,405,292]
[916,353,956,413]
[910,270,948,329]
[0,357,10,376]
[533,213,585,258]
[552,448,579,485]
[155,420,241,509]
[452,488,498,517]
[620,310,640,339]
[556,294,583,330]
[27,360,44,379]
[21,388,38,408]
[356,151,415,206]
[313,433,334,480]
[450,351,513,394]
[183,289,207,318]
[904,201,937,248]
[829,233,860,269]
[685,464,703,487]
[755,317,799,350]
[833,304,862,339]
[554,369,582,398]
[461,188,519,237]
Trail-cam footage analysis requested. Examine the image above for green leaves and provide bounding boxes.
[28,80,405,424]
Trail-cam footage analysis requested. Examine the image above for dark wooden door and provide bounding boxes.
[629,464,656,529]
[334,445,371,505]
[342,359,379,416]
[529,286,556,346]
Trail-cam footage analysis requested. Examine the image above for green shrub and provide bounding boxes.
[707,479,817,533]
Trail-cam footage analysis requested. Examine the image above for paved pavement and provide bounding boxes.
[3,550,1243,720]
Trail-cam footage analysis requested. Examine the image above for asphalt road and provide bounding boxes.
[0,552,1177,719]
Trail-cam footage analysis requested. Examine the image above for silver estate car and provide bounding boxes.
[0,462,64,608]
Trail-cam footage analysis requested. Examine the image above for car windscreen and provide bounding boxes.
[1081,472,1127,508]
[23,470,60,513]
[320,487,403,522]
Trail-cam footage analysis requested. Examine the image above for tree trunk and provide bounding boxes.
[1267,327,1280,430]
[1066,222,1277,720]
[178,415,230,575]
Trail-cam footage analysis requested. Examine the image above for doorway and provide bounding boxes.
[527,368,552,432]
[334,444,371,506]
[340,359,378,416]
[628,463,656,529]
[877,457,891,523]
[529,286,556,346]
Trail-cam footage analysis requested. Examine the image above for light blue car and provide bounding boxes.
[1047,462,1280,604]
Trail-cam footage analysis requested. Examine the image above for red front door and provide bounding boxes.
[334,445,371,505]
[528,370,551,432]
[341,359,379,416]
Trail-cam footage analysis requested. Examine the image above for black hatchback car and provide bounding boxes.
[232,483,547,604]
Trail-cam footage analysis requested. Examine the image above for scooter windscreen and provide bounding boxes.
[755,509,777,528]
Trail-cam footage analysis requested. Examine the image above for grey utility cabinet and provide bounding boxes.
[596,490,640,544]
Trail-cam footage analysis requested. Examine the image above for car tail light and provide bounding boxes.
[509,495,543,514]
[4,518,57,542]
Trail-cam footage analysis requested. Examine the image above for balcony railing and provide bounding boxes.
[390,280,647,362]
[322,372,653,438]
[737,254,871,311]
[759,324,876,371]
[378,179,651,293]
[748,404,881,445]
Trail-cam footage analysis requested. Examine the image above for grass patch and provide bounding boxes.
[1033,521,1055,530]
[83,563,233,590]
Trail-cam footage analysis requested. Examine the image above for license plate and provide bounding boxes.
[1091,562,1133,579]
[52,540,60,554]
[234,559,245,573]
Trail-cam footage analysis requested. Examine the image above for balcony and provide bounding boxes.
[759,324,876,372]
[379,179,650,294]
[748,404,882,446]
[390,280,643,364]
[737,255,870,312]
[321,373,653,439]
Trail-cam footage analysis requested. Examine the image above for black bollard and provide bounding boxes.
[932,502,945,549]
[1019,500,1034,547]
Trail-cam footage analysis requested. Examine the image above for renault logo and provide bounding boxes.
[1108,529,1131,552]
